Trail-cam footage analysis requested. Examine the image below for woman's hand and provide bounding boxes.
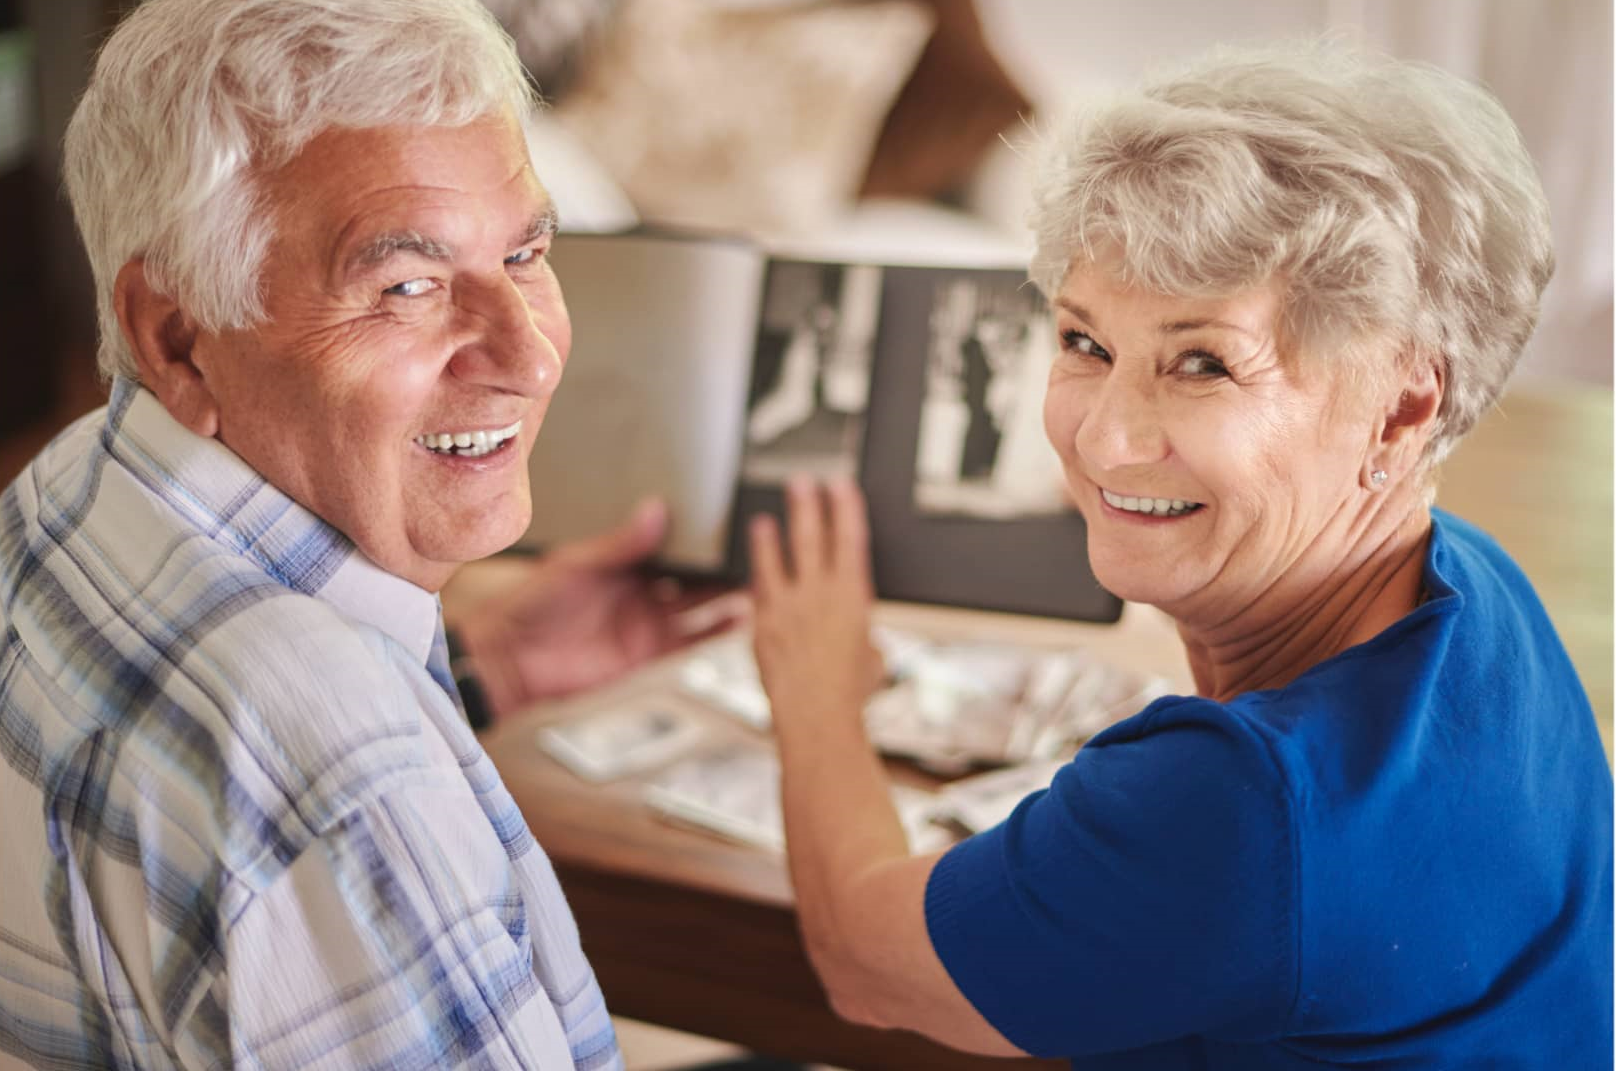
[748,475,884,733]
[746,475,1024,1056]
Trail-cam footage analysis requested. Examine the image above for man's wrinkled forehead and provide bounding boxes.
[243,116,550,279]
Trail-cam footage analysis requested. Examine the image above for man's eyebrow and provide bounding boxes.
[343,204,559,278]
[346,230,454,276]
[514,205,560,248]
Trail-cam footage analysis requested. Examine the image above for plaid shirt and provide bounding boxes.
[0,378,621,1069]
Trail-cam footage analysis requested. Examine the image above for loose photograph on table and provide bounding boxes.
[911,272,1070,519]
[537,695,711,782]
[741,260,882,484]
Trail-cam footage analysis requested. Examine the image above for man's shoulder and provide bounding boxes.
[133,581,441,844]
[3,494,440,881]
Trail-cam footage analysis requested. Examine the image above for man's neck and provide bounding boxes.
[1174,498,1434,702]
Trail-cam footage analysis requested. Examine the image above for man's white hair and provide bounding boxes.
[64,0,538,383]
[1028,39,1555,464]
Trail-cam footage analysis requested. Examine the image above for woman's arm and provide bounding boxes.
[748,475,1021,1057]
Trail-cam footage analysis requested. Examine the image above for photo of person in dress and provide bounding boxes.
[913,274,1069,519]
[742,260,882,484]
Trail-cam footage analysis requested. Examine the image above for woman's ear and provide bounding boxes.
[112,259,220,438]
[1363,355,1443,490]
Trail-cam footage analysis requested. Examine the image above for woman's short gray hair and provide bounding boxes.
[64,0,538,383]
[1028,39,1554,464]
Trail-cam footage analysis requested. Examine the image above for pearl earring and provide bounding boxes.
[1370,469,1388,486]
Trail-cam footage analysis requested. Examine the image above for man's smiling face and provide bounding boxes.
[189,113,569,590]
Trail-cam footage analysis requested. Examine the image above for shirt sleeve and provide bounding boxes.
[924,699,1299,1060]
[184,771,619,1070]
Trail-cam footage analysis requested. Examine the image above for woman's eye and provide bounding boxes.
[1179,351,1229,377]
[1061,328,1110,360]
[383,278,435,298]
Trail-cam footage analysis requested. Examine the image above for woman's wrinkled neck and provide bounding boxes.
[1172,495,1435,702]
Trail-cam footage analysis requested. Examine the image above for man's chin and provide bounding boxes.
[428,514,530,563]
[397,504,533,585]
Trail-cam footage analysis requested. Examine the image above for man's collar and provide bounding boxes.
[107,376,439,665]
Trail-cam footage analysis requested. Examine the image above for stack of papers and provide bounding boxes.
[536,696,711,782]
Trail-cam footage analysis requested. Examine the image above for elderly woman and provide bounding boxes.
[749,42,1612,1069]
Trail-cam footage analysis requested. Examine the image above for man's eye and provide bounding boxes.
[1179,351,1229,377]
[1061,328,1110,360]
[505,247,541,267]
[383,278,435,298]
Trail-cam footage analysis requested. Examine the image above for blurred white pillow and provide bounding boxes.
[521,108,639,234]
[552,0,932,238]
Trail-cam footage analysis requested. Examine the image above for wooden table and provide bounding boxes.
[463,381,1611,1069]
[476,600,1190,1071]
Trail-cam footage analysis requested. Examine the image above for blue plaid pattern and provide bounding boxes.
[0,378,620,1069]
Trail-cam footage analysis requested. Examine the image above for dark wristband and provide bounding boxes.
[443,626,494,731]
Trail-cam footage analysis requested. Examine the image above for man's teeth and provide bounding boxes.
[1101,488,1203,517]
[415,420,522,458]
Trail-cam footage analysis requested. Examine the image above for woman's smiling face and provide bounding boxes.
[1043,261,1376,618]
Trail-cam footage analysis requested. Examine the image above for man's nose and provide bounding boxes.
[449,273,563,397]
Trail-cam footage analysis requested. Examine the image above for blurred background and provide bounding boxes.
[2,0,1609,461]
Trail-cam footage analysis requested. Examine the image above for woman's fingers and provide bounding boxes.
[755,475,873,597]
[828,474,872,589]
[786,475,827,583]
[749,512,786,603]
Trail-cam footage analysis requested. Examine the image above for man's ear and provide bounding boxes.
[1364,354,1443,489]
[112,259,220,438]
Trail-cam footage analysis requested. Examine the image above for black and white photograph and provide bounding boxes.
[911,273,1070,519]
[535,696,710,782]
[741,260,882,484]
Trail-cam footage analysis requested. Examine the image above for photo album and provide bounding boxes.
[520,229,1121,622]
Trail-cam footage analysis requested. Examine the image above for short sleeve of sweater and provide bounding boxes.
[924,698,1298,1060]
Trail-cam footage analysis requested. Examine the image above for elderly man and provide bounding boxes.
[0,0,716,1068]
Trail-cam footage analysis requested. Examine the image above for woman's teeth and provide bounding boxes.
[415,419,522,458]
[1101,488,1203,517]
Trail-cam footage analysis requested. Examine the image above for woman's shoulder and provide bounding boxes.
[1423,508,1575,652]
[1080,694,1299,811]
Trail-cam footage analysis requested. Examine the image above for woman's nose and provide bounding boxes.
[1073,367,1168,472]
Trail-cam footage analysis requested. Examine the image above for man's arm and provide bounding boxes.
[748,476,1022,1057]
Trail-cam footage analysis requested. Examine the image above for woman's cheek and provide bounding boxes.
[1042,375,1085,465]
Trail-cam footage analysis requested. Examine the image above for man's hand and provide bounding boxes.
[451,499,740,716]
[748,475,885,734]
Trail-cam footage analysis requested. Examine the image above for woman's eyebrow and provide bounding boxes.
[1055,299,1099,327]
[1159,316,1254,336]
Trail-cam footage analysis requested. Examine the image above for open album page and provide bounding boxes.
[522,233,766,571]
